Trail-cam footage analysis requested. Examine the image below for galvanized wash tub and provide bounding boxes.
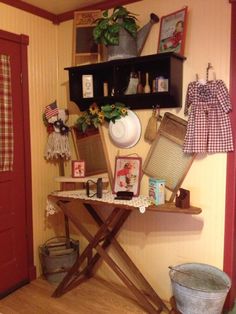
[39,236,79,284]
[169,263,231,314]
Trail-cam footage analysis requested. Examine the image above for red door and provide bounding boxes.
[0,31,34,297]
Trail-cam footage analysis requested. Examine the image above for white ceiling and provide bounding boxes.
[20,0,105,15]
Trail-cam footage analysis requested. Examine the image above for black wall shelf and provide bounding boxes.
[65,52,186,111]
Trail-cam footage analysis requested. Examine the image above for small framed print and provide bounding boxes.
[157,78,169,92]
[82,74,94,98]
[113,156,142,196]
[72,160,85,178]
[157,7,188,55]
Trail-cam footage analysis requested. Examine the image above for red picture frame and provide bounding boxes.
[113,156,142,196]
[157,7,188,56]
[72,160,85,178]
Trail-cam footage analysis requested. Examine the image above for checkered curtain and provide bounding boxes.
[0,54,14,171]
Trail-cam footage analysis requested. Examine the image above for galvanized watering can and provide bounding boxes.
[107,13,159,61]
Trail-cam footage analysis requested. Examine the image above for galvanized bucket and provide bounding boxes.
[169,263,231,314]
[39,236,79,284]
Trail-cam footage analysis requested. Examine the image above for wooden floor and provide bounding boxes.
[0,277,171,314]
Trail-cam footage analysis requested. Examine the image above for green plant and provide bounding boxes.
[75,102,128,133]
[93,6,139,46]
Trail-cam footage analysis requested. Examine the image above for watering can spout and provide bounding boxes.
[137,13,159,56]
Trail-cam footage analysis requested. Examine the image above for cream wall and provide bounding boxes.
[57,0,232,300]
[0,0,231,302]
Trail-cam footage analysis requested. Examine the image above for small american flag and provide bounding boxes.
[45,101,58,120]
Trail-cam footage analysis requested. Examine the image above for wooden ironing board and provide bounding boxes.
[48,191,201,314]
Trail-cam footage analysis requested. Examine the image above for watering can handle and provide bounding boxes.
[150,13,159,24]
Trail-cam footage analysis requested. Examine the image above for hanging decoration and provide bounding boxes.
[144,106,162,142]
[43,101,71,160]
[75,102,128,133]
[183,64,234,153]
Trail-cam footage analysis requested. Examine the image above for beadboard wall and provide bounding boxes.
[0,0,231,302]
[57,0,231,300]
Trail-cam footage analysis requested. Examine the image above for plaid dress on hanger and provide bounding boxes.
[183,80,234,153]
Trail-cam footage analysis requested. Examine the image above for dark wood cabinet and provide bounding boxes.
[65,52,186,111]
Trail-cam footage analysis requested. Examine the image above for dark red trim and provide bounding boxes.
[224,1,236,311]
[0,0,58,23]
[0,0,141,24]
[19,33,36,281]
[0,29,36,281]
[0,29,26,43]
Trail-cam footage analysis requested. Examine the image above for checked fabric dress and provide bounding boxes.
[183,80,234,153]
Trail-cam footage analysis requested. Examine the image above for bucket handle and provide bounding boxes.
[42,236,74,250]
[43,236,71,246]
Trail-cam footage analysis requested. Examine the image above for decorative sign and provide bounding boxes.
[74,11,101,26]
[158,7,188,55]
[113,156,142,196]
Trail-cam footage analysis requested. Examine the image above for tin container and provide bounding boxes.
[149,178,165,205]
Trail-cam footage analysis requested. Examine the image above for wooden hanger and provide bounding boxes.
[206,62,213,81]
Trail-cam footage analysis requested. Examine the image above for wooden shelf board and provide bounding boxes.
[54,175,109,183]
[148,202,202,214]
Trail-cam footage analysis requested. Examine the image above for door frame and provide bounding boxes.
[0,29,36,281]
[224,1,236,310]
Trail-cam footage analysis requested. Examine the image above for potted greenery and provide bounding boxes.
[93,6,139,46]
[93,6,159,61]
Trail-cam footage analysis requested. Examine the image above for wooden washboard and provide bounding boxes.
[71,126,113,186]
[143,112,196,202]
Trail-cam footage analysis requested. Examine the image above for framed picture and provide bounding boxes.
[113,156,142,196]
[72,160,85,178]
[82,74,94,98]
[157,7,188,55]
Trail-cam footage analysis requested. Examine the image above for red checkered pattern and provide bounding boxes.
[0,55,14,171]
[183,80,234,153]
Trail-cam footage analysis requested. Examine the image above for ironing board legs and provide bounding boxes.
[52,200,170,314]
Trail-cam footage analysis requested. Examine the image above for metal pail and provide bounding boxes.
[169,263,231,314]
[39,236,79,284]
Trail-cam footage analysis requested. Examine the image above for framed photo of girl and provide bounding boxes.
[113,156,142,196]
[72,160,85,178]
[157,7,188,56]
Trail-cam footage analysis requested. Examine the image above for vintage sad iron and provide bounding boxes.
[86,178,103,198]
[115,191,133,200]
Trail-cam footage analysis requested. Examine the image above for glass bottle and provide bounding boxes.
[144,72,151,93]
[137,71,143,94]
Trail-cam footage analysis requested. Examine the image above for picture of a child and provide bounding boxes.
[161,20,184,53]
[117,162,134,189]
[114,157,141,196]
[73,161,85,177]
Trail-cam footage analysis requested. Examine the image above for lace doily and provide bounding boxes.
[46,190,152,216]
